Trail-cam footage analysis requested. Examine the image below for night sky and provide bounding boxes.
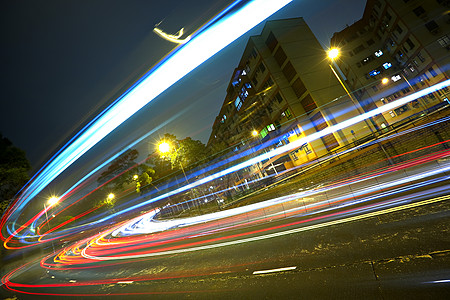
[1,0,366,173]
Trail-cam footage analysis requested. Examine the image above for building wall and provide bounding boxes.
[208,18,365,173]
[331,0,450,127]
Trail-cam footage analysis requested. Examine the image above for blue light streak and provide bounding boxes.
[4,0,293,230]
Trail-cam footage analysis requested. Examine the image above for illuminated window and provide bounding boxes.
[235,96,243,110]
[383,62,392,69]
[300,143,312,154]
[267,124,275,131]
[428,67,438,77]
[369,69,381,77]
[374,50,383,57]
[260,127,268,138]
[391,75,401,81]
[282,108,292,119]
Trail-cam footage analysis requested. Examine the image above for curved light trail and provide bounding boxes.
[1,0,450,297]
[1,0,293,247]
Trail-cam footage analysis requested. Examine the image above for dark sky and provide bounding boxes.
[1,0,366,173]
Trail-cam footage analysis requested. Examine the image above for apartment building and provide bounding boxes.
[208,18,365,177]
[330,0,450,127]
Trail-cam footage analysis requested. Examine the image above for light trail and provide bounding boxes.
[1,0,293,245]
[86,79,450,227]
[32,154,447,263]
[3,152,448,296]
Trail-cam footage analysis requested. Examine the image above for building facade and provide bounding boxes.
[208,18,365,178]
[330,0,450,128]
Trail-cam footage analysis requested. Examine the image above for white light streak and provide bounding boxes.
[253,266,297,275]
[5,0,293,227]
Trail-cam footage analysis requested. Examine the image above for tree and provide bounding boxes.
[97,149,155,193]
[149,134,208,179]
[0,133,31,215]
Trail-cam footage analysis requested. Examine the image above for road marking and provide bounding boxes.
[117,281,134,284]
[253,266,296,275]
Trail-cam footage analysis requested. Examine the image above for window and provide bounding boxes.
[367,38,375,46]
[266,123,276,131]
[413,6,425,17]
[274,47,287,66]
[258,62,266,73]
[425,21,439,34]
[383,62,392,69]
[300,143,312,155]
[405,38,415,50]
[274,92,283,104]
[361,55,374,65]
[265,31,278,52]
[353,44,365,54]
[417,52,425,62]
[311,112,338,151]
[374,49,383,57]
[282,108,292,120]
[385,12,392,21]
[235,96,243,111]
[438,35,450,48]
[369,69,382,77]
[428,66,438,77]
[220,114,227,123]
[300,94,317,114]
[391,74,401,82]
[292,77,307,98]
[282,61,297,83]
[395,24,403,35]
[262,77,274,90]
[394,104,410,115]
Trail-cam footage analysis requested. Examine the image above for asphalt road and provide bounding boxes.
[2,191,449,299]
[2,153,449,299]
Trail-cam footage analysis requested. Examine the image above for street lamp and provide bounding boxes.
[327,48,339,60]
[327,47,377,133]
[44,196,59,253]
[251,130,258,137]
[158,141,171,154]
[327,48,392,164]
[157,140,189,183]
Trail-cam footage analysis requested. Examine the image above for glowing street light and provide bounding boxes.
[158,142,171,154]
[381,77,389,85]
[327,48,339,60]
[251,130,258,137]
[133,174,139,180]
[47,196,59,206]
[44,196,59,253]
[107,193,115,200]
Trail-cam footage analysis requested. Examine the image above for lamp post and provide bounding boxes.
[328,48,393,165]
[327,48,378,134]
[44,196,59,253]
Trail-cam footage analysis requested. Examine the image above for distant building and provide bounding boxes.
[330,0,450,127]
[208,18,365,178]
